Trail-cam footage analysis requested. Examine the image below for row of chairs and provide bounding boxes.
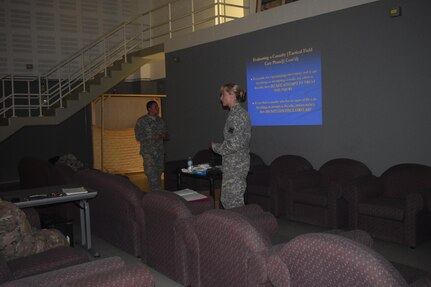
[141,191,278,285]
[141,191,431,286]
[246,155,431,247]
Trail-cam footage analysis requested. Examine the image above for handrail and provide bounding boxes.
[43,14,150,77]
[0,0,250,120]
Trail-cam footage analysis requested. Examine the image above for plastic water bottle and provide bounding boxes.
[187,157,193,172]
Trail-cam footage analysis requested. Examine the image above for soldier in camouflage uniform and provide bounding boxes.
[0,200,68,261]
[135,100,167,192]
[212,83,251,209]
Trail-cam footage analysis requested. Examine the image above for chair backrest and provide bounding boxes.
[192,209,271,287]
[18,157,53,189]
[73,169,143,208]
[319,158,371,186]
[142,191,193,280]
[193,149,221,166]
[250,152,266,169]
[269,155,313,176]
[279,233,408,287]
[382,164,431,198]
[73,169,145,257]
[49,163,76,186]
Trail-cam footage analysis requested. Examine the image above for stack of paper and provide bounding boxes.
[62,187,88,195]
[173,189,208,202]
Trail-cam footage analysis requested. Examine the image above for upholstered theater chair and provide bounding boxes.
[1,246,89,283]
[73,169,146,257]
[18,157,76,189]
[142,191,277,285]
[346,163,431,247]
[247,154,313,215]
[286,158,371,228]
[325,229,430,285]
[177,209,281,287]
[0,203,89,284]
[18,157,55,189]
[272,233,431,287]
[273,233,405,286]
[141,191,214,283]
[2,256,154,287]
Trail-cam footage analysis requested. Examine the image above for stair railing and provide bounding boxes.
[0,0,249,121]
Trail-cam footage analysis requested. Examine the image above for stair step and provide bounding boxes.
[0,118,9,126]
[42,107,56,116]
[1,47,159,143]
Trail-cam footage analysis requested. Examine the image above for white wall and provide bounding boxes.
[0,0,139,76]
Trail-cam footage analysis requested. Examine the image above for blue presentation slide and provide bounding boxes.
[247,48,322,126]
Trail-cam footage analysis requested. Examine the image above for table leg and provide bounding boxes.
[177,171,182,190]
[79,199,99,257]
[79,201,86,247]
[209,178,216,208]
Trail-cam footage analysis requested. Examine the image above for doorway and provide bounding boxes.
[91,94,166,191]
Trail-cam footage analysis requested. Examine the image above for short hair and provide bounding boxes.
[146,100,158,110]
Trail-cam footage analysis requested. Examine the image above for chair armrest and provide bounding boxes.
[325,229,373,248]
[266,244,291,287]
[7,246,89,279]
[287,170,320,191]
[410,273,431,287]
[405,193,425,214]
[247,166,271,186]
[72,264,155,287]
[8,257,125,286]
[344,175,380,229]
[345,175,382,203]
[248,250,289,286]
[267,254,291,287]
[0,259,13,284]
[418,187,431,212]
[327,182,344,199]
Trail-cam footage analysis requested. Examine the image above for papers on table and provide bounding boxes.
[62,187,88,196]
[174,189,208,202]
[181,163,213,175]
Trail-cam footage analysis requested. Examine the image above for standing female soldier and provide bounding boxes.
[212,83,251,209]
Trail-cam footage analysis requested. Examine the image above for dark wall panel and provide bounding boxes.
[0,106,92,183]
[165,0,431,175]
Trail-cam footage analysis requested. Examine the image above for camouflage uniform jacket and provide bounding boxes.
[213,103,251,174]
[0,200,67,261]
[135,114,167,157]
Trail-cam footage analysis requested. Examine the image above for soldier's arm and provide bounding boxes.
[156,119,168,140]
[135,118,153,142]
[213,114,250,156]
[135,118,143,141]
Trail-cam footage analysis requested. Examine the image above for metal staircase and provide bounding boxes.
[0,0,250,143]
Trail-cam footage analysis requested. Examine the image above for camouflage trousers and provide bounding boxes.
[143,153,163,192]
[0,201,68,261]
[220,173,247,209]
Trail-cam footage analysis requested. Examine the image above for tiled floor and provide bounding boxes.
[81,216,431,286]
